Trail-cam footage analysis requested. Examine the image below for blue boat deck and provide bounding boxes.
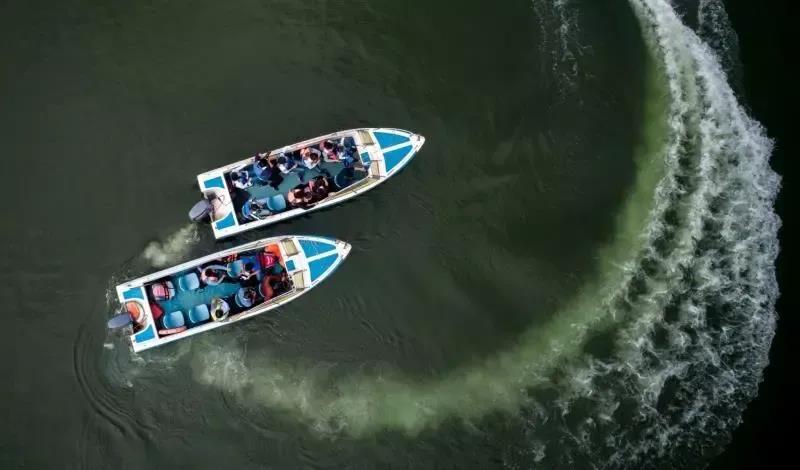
[148,250,288,332]
[157,278,241,314]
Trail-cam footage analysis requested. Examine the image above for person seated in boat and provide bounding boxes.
[254,154,284,189]
[230,170,252,189]
[210,297,230,322]
[320,139,342,161]
[242,198,270,221]
[253,154,270,176]
[226,257,246,277]
[286,184,313,208]
[237,262,259,281]
[299,147,321,170]
[254,198,270,211]
[200,265,228,285]
[276,154,298,174]
[234,286,259,309]
[320,138,355,164]
[258,249,280,271]
[260,271,289,301]
[307,176,331,202]
[252,152,266,165]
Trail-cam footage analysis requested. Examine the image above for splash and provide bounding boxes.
[141,224,199,268]
[517,0,780,465]
[532,0,586,94]
[698,0,742,81]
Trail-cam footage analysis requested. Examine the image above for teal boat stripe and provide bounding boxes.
[123,287,144,300]
[305,250,340,262]
[299,239,337,258]
[215,212,237,230]
[382,144,413,172]
[203,176,225,189]
[134,325,156,343]
[374,131,410,149]
[308,253,339,282]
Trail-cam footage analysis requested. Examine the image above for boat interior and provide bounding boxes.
[143,244,293,337]
[225,135,371,225]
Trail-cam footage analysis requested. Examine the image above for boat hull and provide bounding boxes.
[195,128,425,239]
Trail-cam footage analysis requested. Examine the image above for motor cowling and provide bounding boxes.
[189,199,213,222]
[107,313,132,329]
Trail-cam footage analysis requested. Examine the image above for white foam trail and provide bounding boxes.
[141,224,199,268]
[190,339,250,393]
[535,0,780,464]
[532,0,586,93]
[697,0,741,79]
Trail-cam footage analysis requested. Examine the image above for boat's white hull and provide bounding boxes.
[196,127,425,239]
[115,235,350,352]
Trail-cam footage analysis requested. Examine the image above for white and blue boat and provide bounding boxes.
[189,128,425,239]
[110,235,351,352]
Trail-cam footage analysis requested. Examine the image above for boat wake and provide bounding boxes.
[510,0,780,462]
[532,0,586,95]
[101,0,780,466]
[698,0,742,87]
[141,224,199,268]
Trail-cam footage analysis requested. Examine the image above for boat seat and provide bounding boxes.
[227,259,245,277]
[200,265,227,286]
[176,272,200,291]
[150,281,176,300]
[162,310,186,329]
[241,199,257,220]
[242,197,275,221]
[188,304,210,325]
[235,287,257,308]
[265,194,287,212]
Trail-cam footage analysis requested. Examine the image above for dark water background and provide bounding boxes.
[0,0,788,468]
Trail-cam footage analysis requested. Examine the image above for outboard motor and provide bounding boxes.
[108,301,146,330]
[189,198,213,222]
[107,312,132,330]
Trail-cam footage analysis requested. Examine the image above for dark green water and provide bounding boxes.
[0,0,781,468]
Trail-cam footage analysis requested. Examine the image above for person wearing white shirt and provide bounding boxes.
[276,154,298,174]
[300,147,321,170]
[230,170,252,189]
